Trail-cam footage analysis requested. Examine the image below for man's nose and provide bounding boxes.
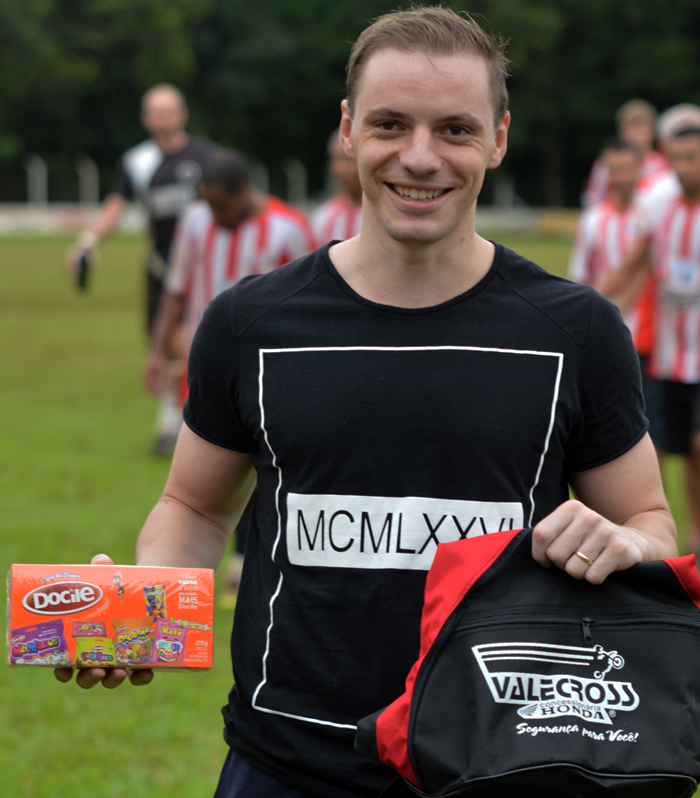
[398,127,441,175]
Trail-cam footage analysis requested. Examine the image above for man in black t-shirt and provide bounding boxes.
[68,83,215,454]
[57,9,677,798]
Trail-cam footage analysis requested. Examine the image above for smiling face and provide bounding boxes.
[340,48,508,248]
[668,133,700,198]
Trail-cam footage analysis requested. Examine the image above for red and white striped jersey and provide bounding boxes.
[167,196,313,353]
[583,149,670,207]
[310,193,362,247]
[643,195,700,382]
[569,200,651,348]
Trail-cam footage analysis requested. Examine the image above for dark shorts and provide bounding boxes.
[213,749,314,798]
[663,380,700,455]
[639,354,666,451]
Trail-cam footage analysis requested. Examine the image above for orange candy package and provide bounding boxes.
[7,564,214,670]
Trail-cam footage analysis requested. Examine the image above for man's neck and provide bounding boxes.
[328,215,494,309]
[223,190,268,230]
[683,186,700,205]
[612,190,633,211]
[154,130,189,155]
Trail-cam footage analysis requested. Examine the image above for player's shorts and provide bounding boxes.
[213,750,314,798]
[638,354,667,451]
[662,380,700,455]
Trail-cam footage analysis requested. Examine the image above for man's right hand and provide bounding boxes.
[65,231,98,277]
[53,554,155,690]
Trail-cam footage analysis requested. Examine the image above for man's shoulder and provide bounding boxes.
[120,140,164,192]
[121,139,161,167]
[180,199,213,233]
[264,196,311,229]
[496,244,609,348]
[208,247,327,333]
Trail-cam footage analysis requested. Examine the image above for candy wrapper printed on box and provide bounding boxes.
[7,564,214,670]
[153,621,188,666]
[112,617,155,666]
[144,584,167,621]
[73,621,106,637]
[10,620,71,666]
[75,636,116,667]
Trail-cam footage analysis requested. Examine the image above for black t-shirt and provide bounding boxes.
[112,138,214,268]
[184,243,647,798]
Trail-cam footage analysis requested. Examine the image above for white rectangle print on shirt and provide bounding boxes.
[287,492,524,569]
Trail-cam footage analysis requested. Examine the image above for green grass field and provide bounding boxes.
[0,234,690,797]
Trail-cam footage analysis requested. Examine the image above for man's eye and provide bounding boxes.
[377,121,398,131]
[447,125,468,137]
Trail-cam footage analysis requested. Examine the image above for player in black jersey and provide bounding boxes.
[68,83,216,455]
[58,9,677,798]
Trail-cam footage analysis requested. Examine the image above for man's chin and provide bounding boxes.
[384,223,450,246]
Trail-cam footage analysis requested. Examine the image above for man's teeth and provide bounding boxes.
[393,185,445,201]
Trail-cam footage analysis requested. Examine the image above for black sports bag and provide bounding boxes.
[355,528,700,797]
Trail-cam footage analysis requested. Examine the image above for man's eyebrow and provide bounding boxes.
[362,108,484,128]
[363,107,411,122]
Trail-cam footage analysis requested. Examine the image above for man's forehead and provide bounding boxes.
[670,135,700,153]
[144,89,183,112]
[353,47,494,120]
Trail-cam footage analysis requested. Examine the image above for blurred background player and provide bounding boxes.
[637,103,700,212]
[570,138,664,454]
[598,126,700,557]
[310,128,362,246]
[68,83,216,456]
[144,147,313,603]
[583,99,669,207]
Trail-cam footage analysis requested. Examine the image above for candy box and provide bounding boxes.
[7,564,214,670]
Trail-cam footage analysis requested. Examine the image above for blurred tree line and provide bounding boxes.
[1,0,700,206]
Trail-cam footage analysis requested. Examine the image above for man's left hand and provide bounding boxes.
[532,499,651,584]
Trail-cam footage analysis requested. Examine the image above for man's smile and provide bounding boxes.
[388,184,452,202]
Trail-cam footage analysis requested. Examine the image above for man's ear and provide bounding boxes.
[487,111,510,170]
[339,99,355,158]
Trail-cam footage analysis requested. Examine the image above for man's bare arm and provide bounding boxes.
[136,425,256,567]
[66,194,127,273]
[56,427,256,688]
[532,433,677,584]
[144,292,186,395]
[594,234,648,298]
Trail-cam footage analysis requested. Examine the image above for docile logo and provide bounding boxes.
[22,581,103,615]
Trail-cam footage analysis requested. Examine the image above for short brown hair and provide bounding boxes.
[346,6,509,127]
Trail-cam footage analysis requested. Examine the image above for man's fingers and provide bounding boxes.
[54,667,74,683]
[129,669,154,686]
[531,500,580,566]
[91,553,114,565]
[75,667,109,689]
[100,668,130,689]
[58,666,153,689]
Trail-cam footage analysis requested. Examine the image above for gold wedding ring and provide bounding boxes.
[575,550,593,566]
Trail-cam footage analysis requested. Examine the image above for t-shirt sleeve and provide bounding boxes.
[111,158,134,200]
[182,291,258,453]
[565,293,648,474]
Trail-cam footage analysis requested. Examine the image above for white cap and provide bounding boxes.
[657,104,700,141]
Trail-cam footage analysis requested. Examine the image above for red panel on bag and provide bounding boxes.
[663,554,700,610]
[375,528,522,787]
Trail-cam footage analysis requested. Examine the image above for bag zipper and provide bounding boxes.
[453,610,700,644]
